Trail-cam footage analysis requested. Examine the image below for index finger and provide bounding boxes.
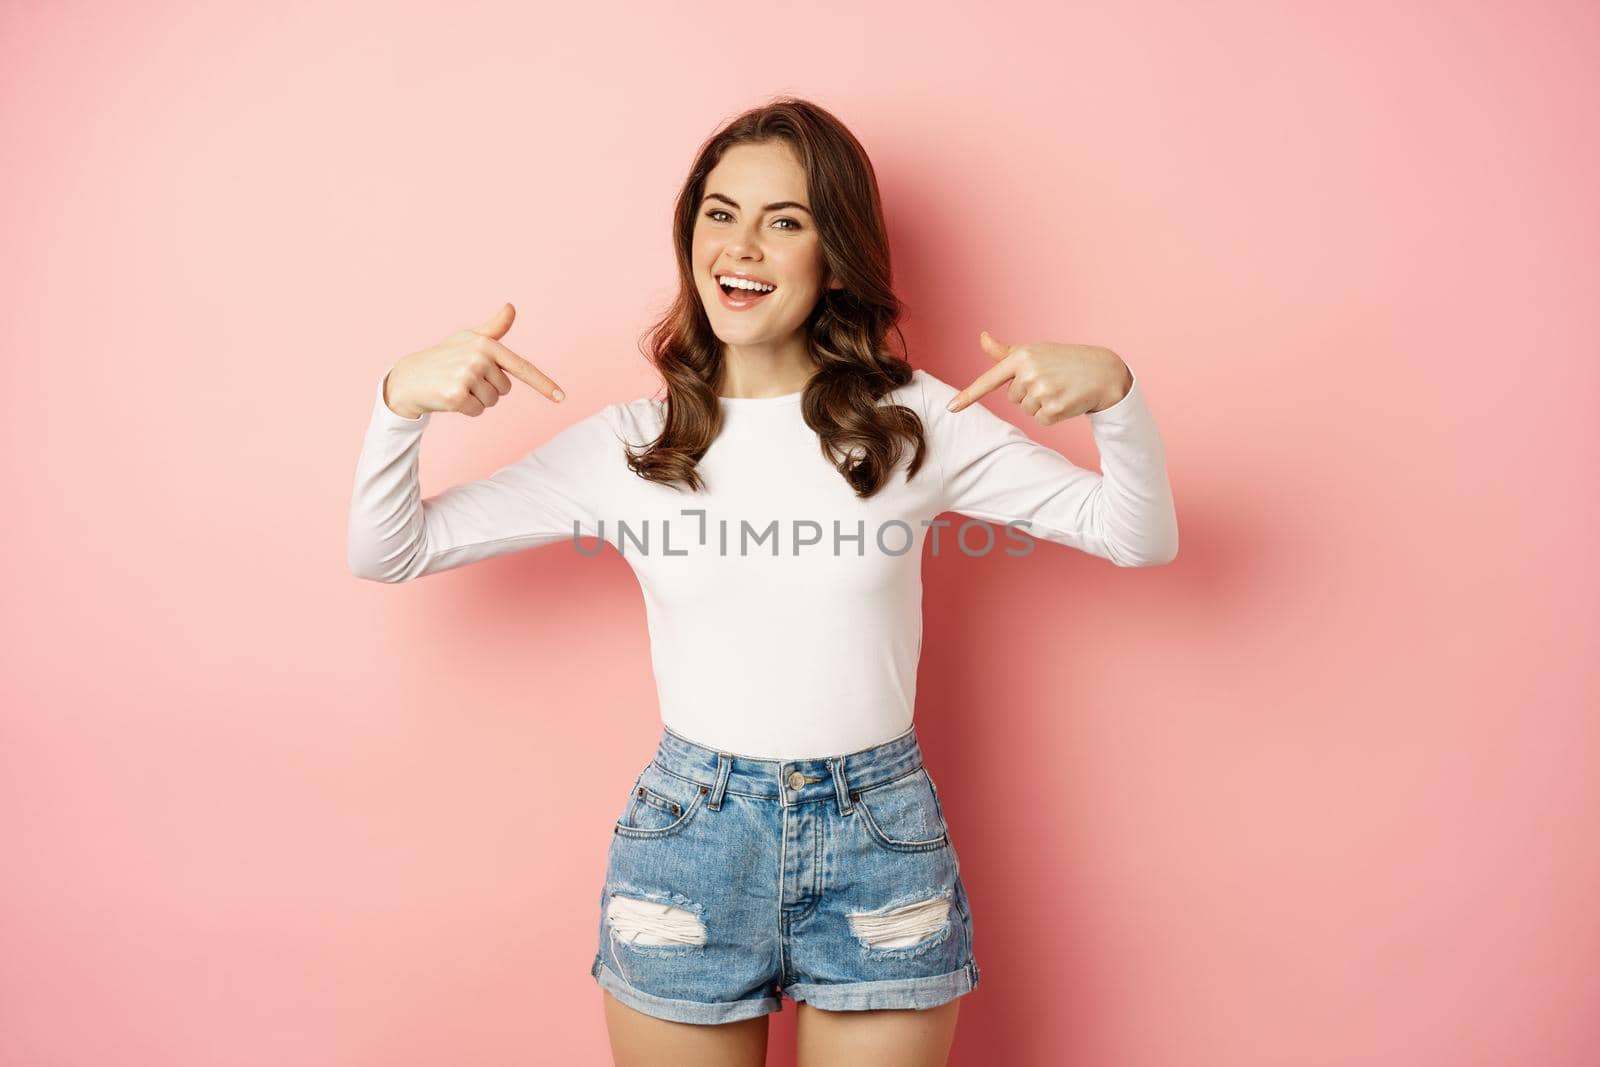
[946,355,1018,412]
[483,337,565,402]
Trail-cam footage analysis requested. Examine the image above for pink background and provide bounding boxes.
[4,1,1596,1064]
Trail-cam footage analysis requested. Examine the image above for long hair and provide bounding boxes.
[625,96,928,497]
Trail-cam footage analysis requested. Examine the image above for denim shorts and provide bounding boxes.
[590,723,980,1024]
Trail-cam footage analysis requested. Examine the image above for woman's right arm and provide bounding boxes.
[346,303,616,583]
[347,367,620,582]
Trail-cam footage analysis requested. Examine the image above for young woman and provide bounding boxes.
[347,97,1177,1067]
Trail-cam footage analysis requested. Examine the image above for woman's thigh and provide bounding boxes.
[795,999,960,1067]
[602,989,769,1067]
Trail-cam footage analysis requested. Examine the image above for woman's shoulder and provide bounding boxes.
[876,367,962,432]
[899,366,961,411]
[516,390,662,460]
[604,391,668,446]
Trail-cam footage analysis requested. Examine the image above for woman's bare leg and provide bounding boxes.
[795,998,960,1067]
[601,989,769,1067]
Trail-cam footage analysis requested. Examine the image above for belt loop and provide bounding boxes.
[707,753,732,811]
[829,756,853,815]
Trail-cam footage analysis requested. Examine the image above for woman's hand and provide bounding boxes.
[383,302,566,419]
[946,331,1133,425]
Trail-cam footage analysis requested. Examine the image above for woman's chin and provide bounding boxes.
[707,313,778,340]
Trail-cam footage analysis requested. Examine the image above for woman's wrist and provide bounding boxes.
[1088,351,1134,413]
[382,370,424,420]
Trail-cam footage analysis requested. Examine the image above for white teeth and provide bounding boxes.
[718,276,776,293]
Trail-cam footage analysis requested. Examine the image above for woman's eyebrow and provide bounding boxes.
[702,192,812,216]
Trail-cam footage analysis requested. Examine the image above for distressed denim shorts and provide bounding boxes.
[590,723,981,1025]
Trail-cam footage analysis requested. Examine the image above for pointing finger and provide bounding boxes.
[947,353,1019,412]
[482,336,566,402]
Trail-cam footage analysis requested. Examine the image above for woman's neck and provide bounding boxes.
[717,339,817,399]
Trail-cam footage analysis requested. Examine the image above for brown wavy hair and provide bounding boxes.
[625,96,928,497]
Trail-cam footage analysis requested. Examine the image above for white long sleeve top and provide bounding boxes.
[348,366,1177,759]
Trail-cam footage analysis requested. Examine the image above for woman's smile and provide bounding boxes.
[713,269,778,311]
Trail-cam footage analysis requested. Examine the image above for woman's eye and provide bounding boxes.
[774,218,802,231]
[706,209,732,222]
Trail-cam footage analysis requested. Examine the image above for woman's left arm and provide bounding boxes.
[924,332,1179,567]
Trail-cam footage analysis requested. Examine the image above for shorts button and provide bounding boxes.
[787,770,805,790]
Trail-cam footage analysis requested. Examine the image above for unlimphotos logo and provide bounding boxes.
[569,509,1039,558]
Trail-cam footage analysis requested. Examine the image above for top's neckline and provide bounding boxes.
[716,389,806,407]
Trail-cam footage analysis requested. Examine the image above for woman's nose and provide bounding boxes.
[725,226,764,259]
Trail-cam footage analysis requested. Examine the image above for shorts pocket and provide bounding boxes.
[613,762,708,839]
[851,767,950,853]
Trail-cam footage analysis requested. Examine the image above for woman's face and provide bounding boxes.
[691,140,835,347]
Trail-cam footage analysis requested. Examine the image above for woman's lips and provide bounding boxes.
[716,281,775,311]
